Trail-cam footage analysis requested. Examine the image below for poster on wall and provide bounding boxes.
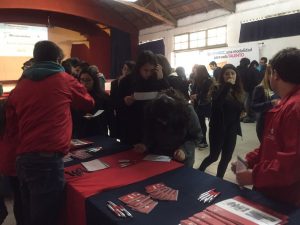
[173,44,259,77]
[0,23,48,57]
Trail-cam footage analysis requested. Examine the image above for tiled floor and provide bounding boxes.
[2,121,260,225]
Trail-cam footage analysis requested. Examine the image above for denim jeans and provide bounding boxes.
[16,153,65,225]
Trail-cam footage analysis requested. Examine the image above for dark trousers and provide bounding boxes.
[198,114,207,144]
[245,91,255,119]
[199,128,237,178]
[16,153,65,225]
[6,176,23,225]
[0,196,7,224]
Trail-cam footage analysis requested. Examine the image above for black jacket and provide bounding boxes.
[209,83,244,138]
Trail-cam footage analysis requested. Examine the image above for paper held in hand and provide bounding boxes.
[84,110,104,118]
[143,154,171,162]
[133,92,158,101]
[81,159,109,172]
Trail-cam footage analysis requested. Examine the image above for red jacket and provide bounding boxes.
[0,72,94,175]
[246,88,300,207]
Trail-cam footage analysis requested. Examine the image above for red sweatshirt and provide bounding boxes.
[246,88,300,207]
[0,72,94,175]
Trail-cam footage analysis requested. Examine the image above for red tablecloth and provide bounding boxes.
[64,149,183,225]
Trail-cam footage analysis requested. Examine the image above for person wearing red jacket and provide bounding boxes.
[1,41,94,225]
[234,48,300,207]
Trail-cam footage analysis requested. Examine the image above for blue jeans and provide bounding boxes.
[16,153,65,225]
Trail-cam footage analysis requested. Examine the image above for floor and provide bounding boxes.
[2,121,260,225]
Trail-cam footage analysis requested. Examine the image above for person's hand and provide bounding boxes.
[236,170,253,186]
[231,161,237,174]
[173,149,186,162]
[124,95,135,106]
[190,94,197,101]
[154,64,163,80]
[226,78,236,85]
[134,143,147,153]
[271,99,280,106]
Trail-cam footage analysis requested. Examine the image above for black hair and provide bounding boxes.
[124,61,136,73]
[261,57,268,64]
[209,61,217,66]
[134,51,157,75]
[61,60,73,75]
[79,66,103,96]
[33,41,64,63]
[217,64,244,102]
[239,58,250,67]
[175,67,187,81]
[249,60,259,69]
[270,48,300,84]
[156,54,172,77]
[144,88,189,132]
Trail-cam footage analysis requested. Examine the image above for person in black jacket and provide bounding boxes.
[199,64,245,178]
[251,64,280,142]
[72,66,113,138]
[156,54,189,99]
[118,51,169,145]
[110,61,135,138]
[135,88,202,167]
[237,58,259,123]
[209,61,221,81]
[190,65,214,148]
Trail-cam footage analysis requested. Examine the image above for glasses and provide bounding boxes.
[80,78,93,83]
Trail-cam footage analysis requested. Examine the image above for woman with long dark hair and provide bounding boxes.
[190,65,214,148]
[118,51,169,144]
[199,64,244,178]
[72,66,113,138]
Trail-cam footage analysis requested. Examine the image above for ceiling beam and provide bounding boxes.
[112,0,176,26]
[152,0,177,26]
[209,0,235,12]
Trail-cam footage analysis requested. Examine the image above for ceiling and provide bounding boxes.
[97,0,250,30]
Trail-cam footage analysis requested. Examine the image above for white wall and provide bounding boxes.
[139,0,300,64]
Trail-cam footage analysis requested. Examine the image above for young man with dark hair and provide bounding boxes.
[209,61,221,81]
[3,40,94,225]
[234,48,300,207]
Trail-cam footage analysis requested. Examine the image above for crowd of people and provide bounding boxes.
[0,40,299,225]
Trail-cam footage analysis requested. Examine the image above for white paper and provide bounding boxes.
[216,199,282,225]
[143,154,171,162]
[84,110,104,118]
[81,159,109,172]
[133,92,158,100]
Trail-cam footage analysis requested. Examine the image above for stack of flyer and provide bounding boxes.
[70,139,93,150]
[180,196,288,225]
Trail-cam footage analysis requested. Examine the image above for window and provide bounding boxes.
[190,31,206,48]
[207,26,226,46]
[174,26,227,51]
[174,34,188,50]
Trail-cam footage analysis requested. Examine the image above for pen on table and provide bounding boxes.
[107,201,126,218]
[106,203,122,217]
[118,204,133,218]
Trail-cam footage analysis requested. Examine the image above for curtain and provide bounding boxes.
[110,28,131,79]
[138,39,165,55]
[239,13,300,43]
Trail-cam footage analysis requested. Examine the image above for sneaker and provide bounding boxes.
[198,143,208,148]
[243,117,255,123]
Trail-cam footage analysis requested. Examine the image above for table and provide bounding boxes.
[64,136,183,225]
[86,167,300,225]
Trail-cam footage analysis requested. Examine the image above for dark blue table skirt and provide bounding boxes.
[86,167,300,225]
[65,136,132,167]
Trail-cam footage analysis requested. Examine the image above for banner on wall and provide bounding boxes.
[0,23,48,57]
[174,44,259,76]
[200,44,259,68]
